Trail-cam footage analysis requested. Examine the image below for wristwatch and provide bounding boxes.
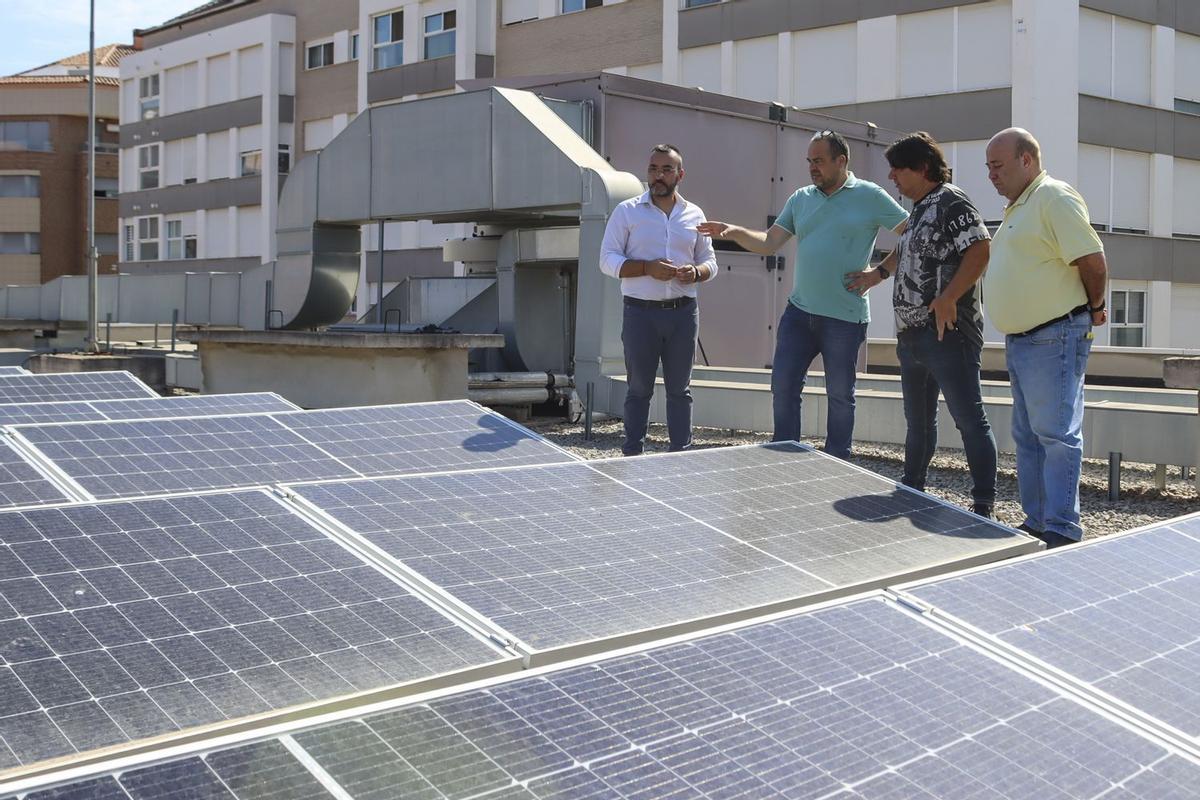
[876,265,891,279]
[1089,299,1106,313]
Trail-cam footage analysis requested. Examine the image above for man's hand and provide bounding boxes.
[929,295,958,340]
[844,267,883,297]
[1091,308,1108,327]
[695,221,732,239]
[646,259,678,281]
[675,265,701,284]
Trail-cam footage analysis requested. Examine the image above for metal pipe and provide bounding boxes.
[85,0,98,354]
[468,387,559,405]
[170,309,178,353]
[376,219,385,325]
[584,381,594,441]
[1108,452,1122,501]
[468,372,571,388]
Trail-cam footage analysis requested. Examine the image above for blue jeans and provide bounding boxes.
[771,303,866,459]
[1006,312,1093,540]
[897,326,997,507]
[621,300,698,456]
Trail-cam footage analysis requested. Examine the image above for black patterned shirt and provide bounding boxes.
[892,183,991,347]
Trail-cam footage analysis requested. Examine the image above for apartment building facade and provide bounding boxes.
[0,46,129,286]
[119,0,1200,347]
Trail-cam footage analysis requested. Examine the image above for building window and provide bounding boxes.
[562,0,601,12]
[306,41,334,69]
[240,149,263,177]
[1177,98,1200,115]
[139,75,160,120]
[93,177,118,198]
[351,33,360,60]
[0,175,39,197]
[682,0,719,7]
[138,144,160,190]
[95,234,118,256]
[137,217,159,260]
[0,233,40,255]
[278,144,291,175]
[0,121,51,152]
[124,224,134,261]
[165,220,197,260]
[424,11,456,59]
[1110,289,1146,347]
[373,10,404,70]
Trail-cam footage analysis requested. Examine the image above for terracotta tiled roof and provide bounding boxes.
[0,75,121,87]
[18,44,134,76]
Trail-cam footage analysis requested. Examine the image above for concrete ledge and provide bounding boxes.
[27,353,165,392]
[189,330,504,350]
[1164,357,1200,390]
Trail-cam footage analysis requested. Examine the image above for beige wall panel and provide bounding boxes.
[495,0,662,76]
[0,256,41,286]
[792,24,856,108]
[0,200,40,233]
[733,35,778,103]
[1172,157,1200,235]
[680,44,722,92]
[0,86,119,119]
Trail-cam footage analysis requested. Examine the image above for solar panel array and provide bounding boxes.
[0,369,28,378]
[10,597,1199,800]
[288,445,1037,653]
[12,402,579,501]
[903,512,1200,747]
[0,490,506,769]
[0,393,297,428]
[0,372,157,404]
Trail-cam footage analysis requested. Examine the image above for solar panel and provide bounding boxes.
[12,597,1198,799]
[90,393,300,421]
[12,416,358,499]
[0,368,28,377]
[290,445,1034,655]
[0,490,507,771]
[291,461,828,653]
[594,443,1032,586]
[900,512,1200,746]
[0,402,102,427]
[272,401,577,477]
[0,372,156,404]
[0,440,69,509]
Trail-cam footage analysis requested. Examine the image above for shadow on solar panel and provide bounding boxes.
[8,594,1198,799]
[896,509,1200,755]
[287,443,1038,664]
[0,490,512,778]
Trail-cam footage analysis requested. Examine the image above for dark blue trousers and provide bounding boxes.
[621,298,698,456]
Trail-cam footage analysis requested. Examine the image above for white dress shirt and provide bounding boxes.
[599,191,718,300]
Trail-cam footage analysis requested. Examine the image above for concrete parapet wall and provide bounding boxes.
[26,353,166,393]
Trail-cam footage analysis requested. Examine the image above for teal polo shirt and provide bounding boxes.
[774,172,908,324]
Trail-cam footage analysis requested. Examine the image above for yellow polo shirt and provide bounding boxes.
[984,171,1103,334]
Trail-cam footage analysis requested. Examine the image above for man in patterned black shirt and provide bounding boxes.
[846,132,997,517]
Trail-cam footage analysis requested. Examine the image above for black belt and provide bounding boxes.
[1011,304,1090,338]
[624,295,695,310]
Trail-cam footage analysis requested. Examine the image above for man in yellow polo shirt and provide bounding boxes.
[984,128,1109,548]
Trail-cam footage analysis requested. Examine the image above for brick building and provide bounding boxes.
[0,45,134,285]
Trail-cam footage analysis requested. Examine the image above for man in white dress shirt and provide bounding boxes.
[600,144,719,456]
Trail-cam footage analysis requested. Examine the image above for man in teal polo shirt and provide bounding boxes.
[699,131,907,458]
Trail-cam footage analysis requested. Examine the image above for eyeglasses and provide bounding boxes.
[647,166,679,176]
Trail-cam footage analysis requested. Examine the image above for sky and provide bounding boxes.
[1,0,204,76]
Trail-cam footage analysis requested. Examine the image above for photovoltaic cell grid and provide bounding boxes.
[0,441,68,510]
[11,598,1200,800]
[13,416,359,499]
[0,394,298,428]
[292,461,830,650]
[0,372,157,404]
[270,401,577,476]
[0,369,28,377]
[0,490,505,769]
[13,401,576,501]
[905,513,1200,744]
[594,443,1032,586]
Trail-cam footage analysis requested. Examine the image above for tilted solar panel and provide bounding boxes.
[289,445,1036,656]
[901,511,1200,747]
[12,416,358,499]
[0,490,508,771]
[0,369,29,378]
[271,401,577,477]
[0,372,156,404]
[10,597,1198,799]
[90,393,300,421]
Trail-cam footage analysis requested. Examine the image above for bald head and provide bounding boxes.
[986,127,1043,203]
